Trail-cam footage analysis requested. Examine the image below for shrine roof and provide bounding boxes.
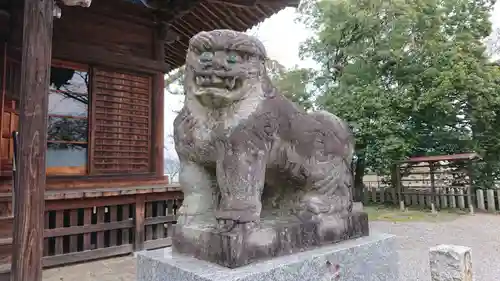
[128,0,299,68]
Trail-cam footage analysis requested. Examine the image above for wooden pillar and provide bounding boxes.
[389,166,396,204]
[394,163,403,210]
[134,194,146,251]
[429,162,437,213]
[467,159,474,215]
[11,0,53,280]
[153,23,165,178]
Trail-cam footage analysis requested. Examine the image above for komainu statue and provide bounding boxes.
[172,29,368,268]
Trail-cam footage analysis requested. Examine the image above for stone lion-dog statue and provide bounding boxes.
[172,29,367,267]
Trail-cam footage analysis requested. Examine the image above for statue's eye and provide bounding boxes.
[199,52,213,63]
[227,54,239,64]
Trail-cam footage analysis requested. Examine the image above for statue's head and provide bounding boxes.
[184,29,268,109]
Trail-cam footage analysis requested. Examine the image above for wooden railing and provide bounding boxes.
[0,190,183,279]
[364,186,472,209]
[365,186,500,214]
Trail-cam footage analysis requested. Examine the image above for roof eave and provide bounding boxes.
[205,0,299,8]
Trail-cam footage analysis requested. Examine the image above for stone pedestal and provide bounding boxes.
[137,233,398,281]
[429,245,473,281]
[173,211,369,268]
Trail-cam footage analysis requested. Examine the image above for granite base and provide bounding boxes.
[137,233,399,281]
[173,211,369,268]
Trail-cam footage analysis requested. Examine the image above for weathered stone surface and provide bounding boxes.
[429,244,473,281]
[173,211,368,268]
[172,29,364,268]
[138,233,398,281]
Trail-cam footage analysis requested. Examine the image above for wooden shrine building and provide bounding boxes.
[0,0,297,279]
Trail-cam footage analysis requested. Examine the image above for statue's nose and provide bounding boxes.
[200,52,230,71]
[211,54,229,71]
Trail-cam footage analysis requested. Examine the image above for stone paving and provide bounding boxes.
[43,256,136,281]
[42,213,500,281]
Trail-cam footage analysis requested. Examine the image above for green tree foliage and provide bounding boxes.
[272,67,315,111]
[296,0,500,189]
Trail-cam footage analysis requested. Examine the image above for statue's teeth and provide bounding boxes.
[212,76,224,84]
[226,77,236,89]
[196,76,203,85]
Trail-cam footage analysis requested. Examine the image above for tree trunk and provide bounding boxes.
[353,155,366,202]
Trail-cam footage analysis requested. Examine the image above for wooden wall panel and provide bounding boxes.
[53,4,154,61]
[0,50,20,176]
[91,67,152,174]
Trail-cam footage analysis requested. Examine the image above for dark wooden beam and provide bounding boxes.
[0,9,9,18]
[52,41,171,73]
[153,0,202,24]
[143,0,199,13]
[0,9,10,38]
[206,0,299,8]
[10,0,53,280]
[134,194,146,251]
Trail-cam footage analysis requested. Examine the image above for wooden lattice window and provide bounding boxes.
[91,67,152,174]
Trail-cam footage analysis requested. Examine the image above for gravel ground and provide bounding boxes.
[42,213,500,281]
[370,213,500,281]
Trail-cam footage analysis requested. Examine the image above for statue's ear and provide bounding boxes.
[259,57,276,97]
[261,75,276,98]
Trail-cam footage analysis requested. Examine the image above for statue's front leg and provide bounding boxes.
[215,147,267,226]
[177,159,218,226]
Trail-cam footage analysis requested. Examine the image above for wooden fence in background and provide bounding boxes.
[0,190,183,280]
[364,186,500,213]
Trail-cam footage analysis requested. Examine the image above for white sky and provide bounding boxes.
[163,3,500,159]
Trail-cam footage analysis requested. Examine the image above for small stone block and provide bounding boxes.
[487,189,496,212]
[457,190,465,209]
[138,233,398,281]
[173,211,369,268]
[429,244,473,281]
[476,189,485,211]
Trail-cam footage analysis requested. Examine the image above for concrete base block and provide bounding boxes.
[137,233,399,281]
[172,211,369,268]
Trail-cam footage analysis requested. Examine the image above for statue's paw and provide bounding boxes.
[215,219,259,233]
[296,211,348,237]
[296,209,320,223]
[299,193,352,217]
[215,209,260,223]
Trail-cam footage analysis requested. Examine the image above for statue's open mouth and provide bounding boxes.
[194,75,242,91]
